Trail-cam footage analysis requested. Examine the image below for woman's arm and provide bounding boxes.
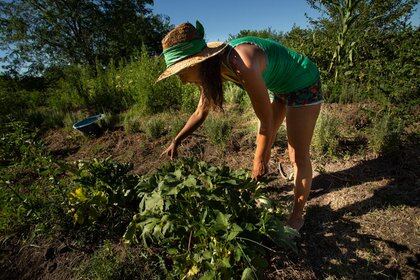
[173,91,210,145]
[161,91,210,159]
[229,45,274,179]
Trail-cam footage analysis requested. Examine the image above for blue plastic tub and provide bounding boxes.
[73,114,105,137]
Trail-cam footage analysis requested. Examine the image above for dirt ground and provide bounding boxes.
[2,104,419,279]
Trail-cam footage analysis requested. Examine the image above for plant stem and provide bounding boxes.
[236,237,277,253]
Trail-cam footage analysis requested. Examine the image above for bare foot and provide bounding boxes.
[286,216,305,232]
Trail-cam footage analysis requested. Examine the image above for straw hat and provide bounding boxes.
[156,21,228,82]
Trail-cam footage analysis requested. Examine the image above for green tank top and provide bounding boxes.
[225,36,320,94]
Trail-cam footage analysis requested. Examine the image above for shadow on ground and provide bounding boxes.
[269,147,419,279]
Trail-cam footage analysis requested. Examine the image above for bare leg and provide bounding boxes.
[263,98,286,163]
[285,103,321,230]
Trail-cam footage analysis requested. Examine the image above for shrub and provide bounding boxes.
[120,47,186,115]
[26,107,65,129]
[0,121,71,235]
[367,109,404,154]
[204,116,232,147]
[180,84,200,114]
[312,110,341,157]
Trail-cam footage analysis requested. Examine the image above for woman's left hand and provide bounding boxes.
[251,159,268,181]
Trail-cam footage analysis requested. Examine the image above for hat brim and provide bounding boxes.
[156,42,228,83]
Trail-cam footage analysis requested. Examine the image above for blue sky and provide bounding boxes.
[153,0,323,41]
[153,0,420,41]
[1,0,419,72]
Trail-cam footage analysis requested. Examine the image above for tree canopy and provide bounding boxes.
[0,0,172,75]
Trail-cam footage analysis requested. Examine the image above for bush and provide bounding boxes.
[0,121,71,236]
[367,109,404,155]
[64,157,299,278]
[204,116,232,147]
[120,47,186,115]
[312,110,341,157]
[180,84,200,114]
[26,107,66,129]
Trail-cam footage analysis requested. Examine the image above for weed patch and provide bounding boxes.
[204,116,232,147]
[312,110,341,157]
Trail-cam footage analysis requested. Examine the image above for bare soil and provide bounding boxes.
[2,104,419,280]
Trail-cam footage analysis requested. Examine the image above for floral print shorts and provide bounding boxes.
[268,80,323,107]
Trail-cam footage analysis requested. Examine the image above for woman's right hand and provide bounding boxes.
[160,140,179,160]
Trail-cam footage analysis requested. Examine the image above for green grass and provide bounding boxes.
[75,241,160,280]
[367,109,404,155]
[204,116,232,147]
[145,118,166,139]
[312,110,342,157]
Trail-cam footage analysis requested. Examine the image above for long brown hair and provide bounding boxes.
[199,54,223,111]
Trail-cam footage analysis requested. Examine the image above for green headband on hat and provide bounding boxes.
[162,21,207,67]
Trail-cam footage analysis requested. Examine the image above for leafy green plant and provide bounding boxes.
[123,158,298,279]
[0,121,43,164]
[0,121,71,236]
[67,158,139,226]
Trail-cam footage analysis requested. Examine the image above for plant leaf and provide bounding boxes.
[212,210,230,232]
[241,267,254,280]
[226,223,243,241]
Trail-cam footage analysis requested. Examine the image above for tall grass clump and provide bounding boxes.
[312,110,341,157]
[48,62,131,114]
[145,118,166,139]
[367,109,404,155]
[224,82,249,112]
[170,117,186,138]
[120,46,188,115]
[122,105,144,134]
[204,116,232,147]
[180,83,200,114]
[47,47,198,116]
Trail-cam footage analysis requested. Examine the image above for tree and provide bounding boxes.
[228,27,284,41]
[0,0,172,75]
[307,0,417,82]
